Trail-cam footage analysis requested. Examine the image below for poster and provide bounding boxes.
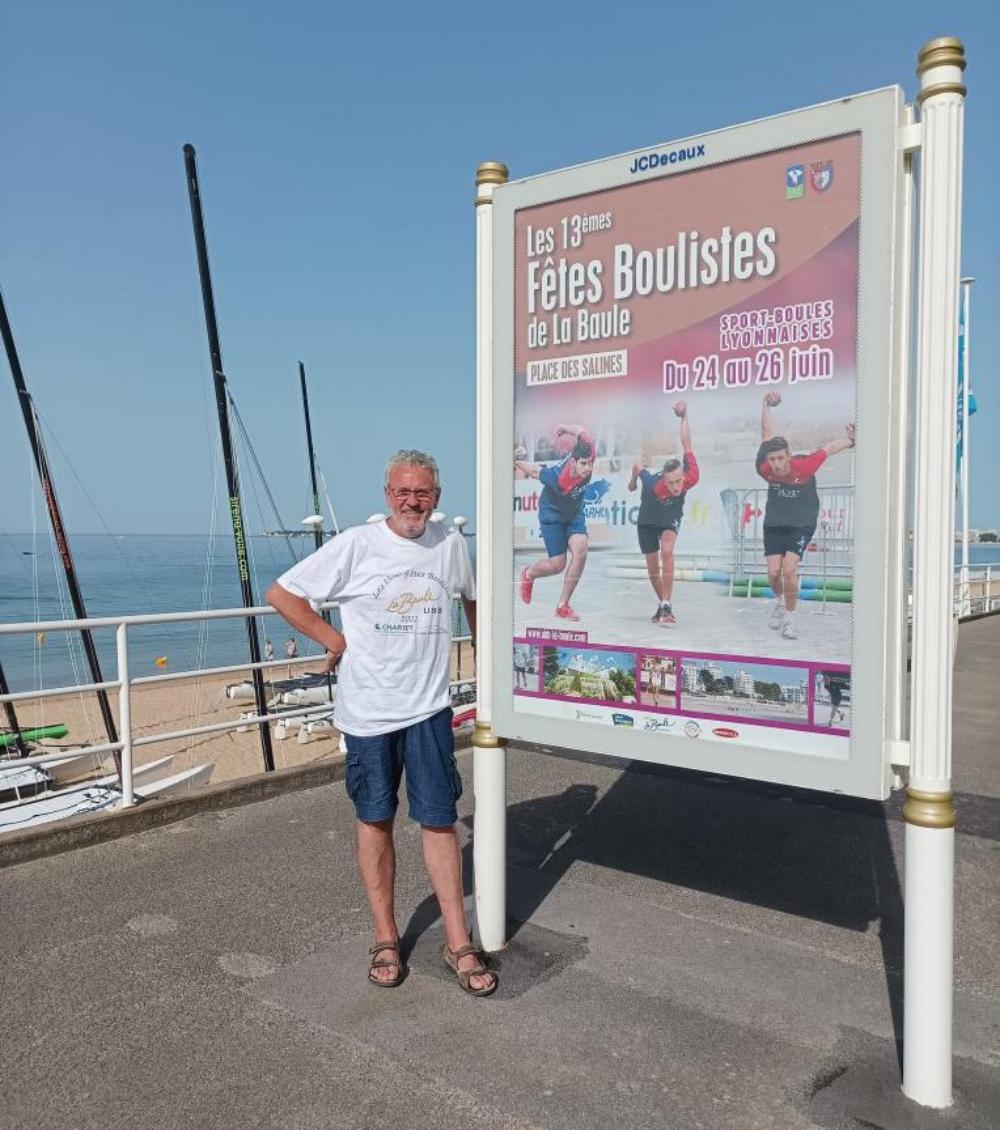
[508,133,859,756]
[490,90,909,797]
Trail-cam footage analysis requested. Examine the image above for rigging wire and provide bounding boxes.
[34,408,150,594]
[317,466,342,535]
[27,411,105,780]
[42,495,101,760]
[227,391,298,566]
[184,268,228,769]
[228,386,306,721]
[186,434,223,764]
[28,469,42,696]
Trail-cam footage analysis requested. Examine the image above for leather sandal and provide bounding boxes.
[443,943,498,997]
[368,939,406,988]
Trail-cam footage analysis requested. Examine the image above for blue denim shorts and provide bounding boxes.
[343,707,461,827]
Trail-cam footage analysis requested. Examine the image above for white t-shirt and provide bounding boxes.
[275,520,475,737]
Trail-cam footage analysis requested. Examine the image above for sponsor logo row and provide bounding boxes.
[583,708,739,741]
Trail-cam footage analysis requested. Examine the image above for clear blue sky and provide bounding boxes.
[1,1,997,534]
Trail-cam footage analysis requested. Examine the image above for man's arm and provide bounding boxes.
[514,460,540,479]
[461,595,476,652]
[821,423,855,458]
[628,461,644,492]
[675,399,692,452]
[266,582,346,670]
[761,391,780,441]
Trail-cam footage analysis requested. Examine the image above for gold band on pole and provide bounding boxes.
[916,37,966,75]
[476,161,510,186]
[916,37,967,103]
[475,161,509,205]
[472,720,507,748]
[916,82,968,105]
[902,788,956,829]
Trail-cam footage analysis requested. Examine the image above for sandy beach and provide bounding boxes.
[7,645,477,790]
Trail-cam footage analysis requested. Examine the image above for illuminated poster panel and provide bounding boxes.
[491,89,904,799]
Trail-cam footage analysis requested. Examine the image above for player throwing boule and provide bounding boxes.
[515,425,595,622]
[628,400,700,626]
[756,392,854,639]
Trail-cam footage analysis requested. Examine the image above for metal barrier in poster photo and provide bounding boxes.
[489,88,907,800]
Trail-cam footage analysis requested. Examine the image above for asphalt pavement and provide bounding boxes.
[1,618,998,1129]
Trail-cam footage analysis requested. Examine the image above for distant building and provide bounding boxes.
[733,669,753,697]
[780,680,808,705]
[682,665,700,693]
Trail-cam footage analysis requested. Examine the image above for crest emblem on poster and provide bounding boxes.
[785,164,805,199]
[810,161,834,192]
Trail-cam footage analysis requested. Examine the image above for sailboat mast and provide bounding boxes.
[0,290,120,763]
[298,362,335,701]
[0,661,29,758]
[298,362,324,555]
[183,144,275,774]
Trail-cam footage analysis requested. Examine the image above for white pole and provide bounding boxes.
[116,622,134,807]
[473,160,509,952]
[960,277,974,615]
[889,103,917,746]
[904,36,966,1109]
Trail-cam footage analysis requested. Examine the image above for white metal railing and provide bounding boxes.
[903,560,1000,620]
[954,561,999,618]
[0,600,473,810]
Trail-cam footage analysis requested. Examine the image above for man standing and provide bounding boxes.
[266,450,497,996]
[515,424,595,621]
[756,392,854,639]
[628,400,700,626]
[513,645,529,690]
[823,674,846,727]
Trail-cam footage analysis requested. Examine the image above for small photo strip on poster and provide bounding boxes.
[813,666,851,733]
[676,655,811,729]
[637,652,679,712]
[512,642,540,693]
[538,643,638,705]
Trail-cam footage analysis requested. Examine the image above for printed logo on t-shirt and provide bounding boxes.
[372,568,449,635]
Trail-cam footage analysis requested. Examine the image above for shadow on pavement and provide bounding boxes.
[405,751,906,1070]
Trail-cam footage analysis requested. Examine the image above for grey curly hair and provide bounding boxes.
[384,449,441,491]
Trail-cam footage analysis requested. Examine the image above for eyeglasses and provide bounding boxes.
[387,488,435,502]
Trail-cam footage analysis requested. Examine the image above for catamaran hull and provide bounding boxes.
[0,755,215,836]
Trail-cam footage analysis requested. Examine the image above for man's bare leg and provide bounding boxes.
[658,530,678,603]
[781,553,801,612]
[643,551,663,602]
[421,825,494,991]
[525,553,567,581]
[357,817,401,982]
[779,552,803,638]
[765,553,784,599]
[765,553,786,628]
[557,534,589,607]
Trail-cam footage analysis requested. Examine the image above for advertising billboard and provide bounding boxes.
[490,89,905,799]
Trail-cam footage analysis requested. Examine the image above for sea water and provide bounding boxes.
[0,532,477,694]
